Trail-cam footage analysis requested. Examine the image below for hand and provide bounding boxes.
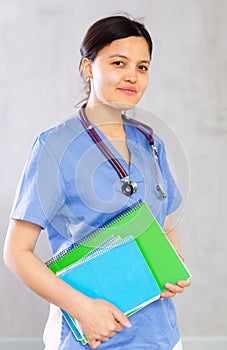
[160,279,191,300]
[76,298,131,349]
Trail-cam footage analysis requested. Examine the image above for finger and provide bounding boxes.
[100,329,116,339]
[114,319,124,332]
[112,310,131,328]
[177,279,191,288]
[89,339,101,349]
[100,330,117,341]
[160,291,176,299]
[165,283,184,294]
[99,335,111,342]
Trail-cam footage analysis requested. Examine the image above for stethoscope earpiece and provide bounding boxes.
[156,185,167,199]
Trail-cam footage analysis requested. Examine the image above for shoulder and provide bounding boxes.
[38,115,83,143]
[33,115,85,156]
[153,133,166,157]
[25,115,85,166]
[153,133,164,148]
[131,121,165,155]
[124,115,165,150]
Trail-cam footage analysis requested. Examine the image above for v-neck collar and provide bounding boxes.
[90,118,132,173]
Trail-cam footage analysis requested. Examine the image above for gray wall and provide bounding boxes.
[1,0,226,342]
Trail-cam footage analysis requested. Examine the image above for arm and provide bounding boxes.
[160,215,191,299]
[163,215,181,253]
[3,219,131,348]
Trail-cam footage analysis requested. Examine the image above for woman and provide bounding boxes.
[4,15,190,349]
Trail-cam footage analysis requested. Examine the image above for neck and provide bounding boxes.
[84,103,127,139]
[85,103,123,126]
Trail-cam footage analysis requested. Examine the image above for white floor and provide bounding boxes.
[0,337,227,350]
[183,337,227,350]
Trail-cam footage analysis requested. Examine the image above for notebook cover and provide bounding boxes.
[58,236,160,344]
[58,237,161,315]
[47,201,191,291]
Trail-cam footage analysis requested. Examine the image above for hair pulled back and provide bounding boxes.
[79,15,153,99]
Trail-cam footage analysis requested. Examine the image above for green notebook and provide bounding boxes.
[46,200,191,291]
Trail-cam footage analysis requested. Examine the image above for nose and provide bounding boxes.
[124,67,137,83]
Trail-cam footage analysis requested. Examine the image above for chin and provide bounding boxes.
[109,101,137,111]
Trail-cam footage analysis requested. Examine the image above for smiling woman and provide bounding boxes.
[79,15,152,106]
[4,14,190,350]
[82,36,150,110]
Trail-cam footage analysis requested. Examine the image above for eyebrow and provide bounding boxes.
[108,54,150,64]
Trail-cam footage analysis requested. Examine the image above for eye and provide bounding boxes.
[113,61,124,67]
[138,65,149,71]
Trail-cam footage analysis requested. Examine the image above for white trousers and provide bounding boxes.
[44,305,183,350]
[172,339,183,350]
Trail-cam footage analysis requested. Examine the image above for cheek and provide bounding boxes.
[102,69,120,87]
[141,75,149,90]
[138,77,149,97]
[93,69,118,92]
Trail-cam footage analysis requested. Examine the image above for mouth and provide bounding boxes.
[118,87,137,95]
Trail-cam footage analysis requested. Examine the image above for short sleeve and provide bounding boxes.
[156,138,182,215]
[11,133,65,229]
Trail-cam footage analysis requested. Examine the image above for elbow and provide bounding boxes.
[4,219,41,277]
[3,240,14,271]
[3,235,20,275]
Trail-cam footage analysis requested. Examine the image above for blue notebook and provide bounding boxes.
[58,236,161,343]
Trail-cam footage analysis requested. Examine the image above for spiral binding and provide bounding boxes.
[58,235,134,276]
[46,199,143,270]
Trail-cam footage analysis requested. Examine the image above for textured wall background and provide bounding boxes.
[0,0,226,340]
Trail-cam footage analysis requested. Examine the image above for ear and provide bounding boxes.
[81,57,93,80]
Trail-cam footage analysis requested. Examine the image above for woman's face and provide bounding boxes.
[86,36,151,110]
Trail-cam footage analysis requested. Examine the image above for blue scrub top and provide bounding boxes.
[11,115,182,350]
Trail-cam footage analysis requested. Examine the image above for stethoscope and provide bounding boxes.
[79,106,167,198]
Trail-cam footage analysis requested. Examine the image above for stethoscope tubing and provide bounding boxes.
[79,106,167,198]
[79,107,128,179]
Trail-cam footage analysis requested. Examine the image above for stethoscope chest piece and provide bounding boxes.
[121,180,138,196]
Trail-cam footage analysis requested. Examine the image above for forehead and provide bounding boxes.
[97,36,151,60]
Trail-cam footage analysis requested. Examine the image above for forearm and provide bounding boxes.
[10,250,90,317]
[4,221,91,321]
[163,215,181,253]
[160,215,191,299]
[165,229,181,253]
[4,219,131,349]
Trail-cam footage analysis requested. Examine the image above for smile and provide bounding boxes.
[118,88,137,95]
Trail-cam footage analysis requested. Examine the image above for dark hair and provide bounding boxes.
[79,15,153,96]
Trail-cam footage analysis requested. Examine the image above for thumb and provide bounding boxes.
[111,308,132,328]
